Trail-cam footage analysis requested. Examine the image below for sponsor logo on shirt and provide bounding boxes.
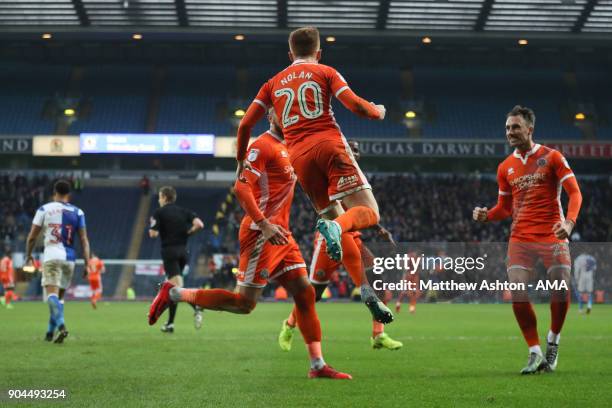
[508,167,514,175]
[509,173,547,191]
[337,175,358,190]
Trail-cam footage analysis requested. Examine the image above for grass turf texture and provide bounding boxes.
[2,302,611,407]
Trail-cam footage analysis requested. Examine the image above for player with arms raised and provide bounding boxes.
[236,26,392,324]
[473,106,582,374]
[149,111,351,379]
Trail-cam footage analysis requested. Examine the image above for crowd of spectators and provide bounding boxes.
[0,174,50,248]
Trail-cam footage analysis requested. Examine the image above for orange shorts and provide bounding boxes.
[237,228,307,288]
[309,231,370,284]
[507,241,571,273]
[1,276,14,289]
[290,135,370,214]
[89,278,101,291]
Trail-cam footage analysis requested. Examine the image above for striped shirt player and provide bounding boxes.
[26,180,91,343]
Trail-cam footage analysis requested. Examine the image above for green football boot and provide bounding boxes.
[371,333,403,350]
[278,319,295,352]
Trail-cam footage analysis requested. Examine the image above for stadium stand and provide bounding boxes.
[69,65,152,134]
[0,64,71,135]
[0,61,610,139]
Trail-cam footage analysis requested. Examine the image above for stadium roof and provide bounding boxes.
[0,0,611,35]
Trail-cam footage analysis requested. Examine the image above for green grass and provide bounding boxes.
[2,301,611,407]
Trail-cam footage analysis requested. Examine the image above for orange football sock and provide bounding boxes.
[512,302,539,347]
[550,290,570,335]
[287,307,297,328]
[335,206,378,233]
[341,233,366,286]
[372,321,384,338]
[292,284,321,344]
[5,290,13,305]
[307,342,323,360]
[181,288,255,314]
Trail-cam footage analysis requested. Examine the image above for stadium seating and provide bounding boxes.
[413,66,582,140]
[0,64,71,135]
[69,65,151,134]
[70,187,141,259]
[1,62,610,139]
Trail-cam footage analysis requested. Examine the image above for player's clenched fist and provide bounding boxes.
[473,207,488,222]
[371,102,386,120]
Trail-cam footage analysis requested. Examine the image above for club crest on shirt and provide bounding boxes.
[508,167,514,175]
[316,270,326,279]
[281,150,289,158]
[537,158,547,167]
[247,149,259,162]
[260,269,269,279]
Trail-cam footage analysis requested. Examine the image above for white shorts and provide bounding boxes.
[42,260,75,289]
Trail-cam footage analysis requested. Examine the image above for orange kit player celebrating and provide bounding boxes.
[473,105,582,374]
[236,26,393,324]
[149,111,351,380]
[278,140,402,351]
[87,253,105,309]
[1,248,15,309]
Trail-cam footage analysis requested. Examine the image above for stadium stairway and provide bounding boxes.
[114,193,152,298]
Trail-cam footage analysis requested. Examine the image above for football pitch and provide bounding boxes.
[2,301,611,407]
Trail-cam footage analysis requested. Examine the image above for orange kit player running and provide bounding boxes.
[279,140,402,351]
[236,26,393,324]
[474,105,582,375]
[1,249,15,309]
[87,253,105,309]
[149,112,351,380]
[396,251,420,314]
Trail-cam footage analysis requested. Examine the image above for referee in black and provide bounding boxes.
[149,186,204,333]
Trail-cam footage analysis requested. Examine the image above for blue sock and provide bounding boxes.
[57,300,65,328]
[47,294,64,328]
[588,294,593,309]
[578,297,584,310]
[47,315,57,334]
